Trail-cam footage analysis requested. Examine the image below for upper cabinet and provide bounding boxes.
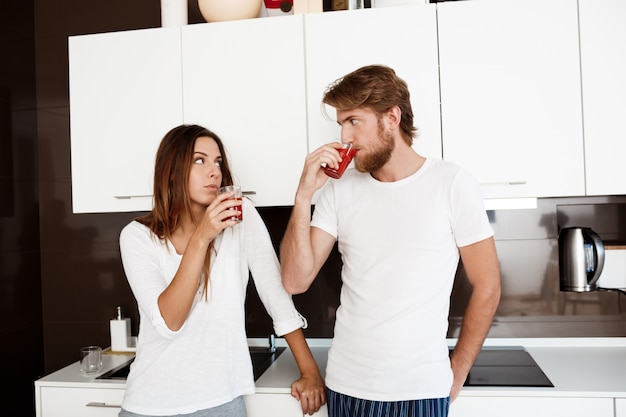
[579,0,626,196]
[68,28,183,213]
[68,1,625,213]
[437,0,585,199]
[182,16,308,207]
[304,5,442,159]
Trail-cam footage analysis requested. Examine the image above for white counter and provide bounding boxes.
[34,338,626,417]
[35,350,133,388]
[254,337,626,398]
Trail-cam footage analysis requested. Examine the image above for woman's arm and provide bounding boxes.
[283,329,326,415]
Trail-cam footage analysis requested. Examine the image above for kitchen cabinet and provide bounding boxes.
[437,0,585,199]
[245,393,328,417]
[34,353,131,417]
[181,16,308,207]
[578,0,626,196]
[304,6,442,159]
[38,386,124,417]
[449,396,613,417]
[68,27,183,213]
[617,398,626,417]
[35,340,626,417]
[69,0,625,214]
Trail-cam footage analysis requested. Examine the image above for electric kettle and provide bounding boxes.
[558,227,605,292]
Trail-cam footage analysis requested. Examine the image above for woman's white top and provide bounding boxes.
[119,199,304,415]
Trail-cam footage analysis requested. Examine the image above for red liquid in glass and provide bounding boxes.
[324,145,357,179]
[229,197,243,222]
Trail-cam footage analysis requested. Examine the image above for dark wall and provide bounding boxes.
[32,0,215,373]
[1,1,42,416]
[34,1,161,377]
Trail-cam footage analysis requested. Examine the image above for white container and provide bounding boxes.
[110,318,132,352]
[161,0,188,27]
[198,0,262,22]
[598,246,626,289]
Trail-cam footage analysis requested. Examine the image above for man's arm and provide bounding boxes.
[449,236,501,401]
[280,143,342,294]
[280,197,335,294]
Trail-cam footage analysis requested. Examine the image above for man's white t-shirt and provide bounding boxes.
[311,158,494,401]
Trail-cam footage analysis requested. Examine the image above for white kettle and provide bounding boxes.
[558,227,605,292]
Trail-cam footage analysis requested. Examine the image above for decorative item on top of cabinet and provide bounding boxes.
[161,0,188,27]
[294,0,323,13]
[198,0,263,22]
[263,0,294,16]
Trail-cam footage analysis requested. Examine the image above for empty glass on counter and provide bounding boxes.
[79,345,103,375]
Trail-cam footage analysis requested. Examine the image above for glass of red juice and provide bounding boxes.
[218,185,243,222]
[324,143,356,179]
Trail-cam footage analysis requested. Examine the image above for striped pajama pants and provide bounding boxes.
[326,388,450,417]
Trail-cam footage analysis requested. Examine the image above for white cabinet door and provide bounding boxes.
[182,16,308,207]
[438,0,585,199]
[40,386,124,417]
[69,28,183,213]
[245,393,328,417]
[304,6,442,159]
[244,393,303,417]
[449,396,613,417]
[579,0,626,196]
[616,398,626,417]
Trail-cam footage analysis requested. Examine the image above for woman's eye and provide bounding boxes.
[214,161,222,167]
[193,157,204,164]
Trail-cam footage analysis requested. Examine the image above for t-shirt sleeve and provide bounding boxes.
[449,167,494,248]
[310,181,339,238]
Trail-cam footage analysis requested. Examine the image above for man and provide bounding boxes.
[280,65,501,417]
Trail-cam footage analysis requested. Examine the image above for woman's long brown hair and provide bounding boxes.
[136,124,234,298]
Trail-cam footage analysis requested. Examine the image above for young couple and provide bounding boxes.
[118,65,500,417]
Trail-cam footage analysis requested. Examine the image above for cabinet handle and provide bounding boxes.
[114,192,257,198]
[113,195,153,199]
[86,402,122,408]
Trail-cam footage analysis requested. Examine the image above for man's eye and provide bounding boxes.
[350,119,358,125]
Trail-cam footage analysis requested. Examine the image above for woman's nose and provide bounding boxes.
[208,164,219,178]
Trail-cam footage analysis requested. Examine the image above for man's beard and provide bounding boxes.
[355,121,395,173]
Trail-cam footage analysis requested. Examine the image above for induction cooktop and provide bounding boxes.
[450,347,554,387]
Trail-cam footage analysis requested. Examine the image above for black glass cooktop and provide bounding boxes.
[97,347,286,382]
[450,347,554,387]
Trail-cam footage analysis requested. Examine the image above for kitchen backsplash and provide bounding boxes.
[247,196,626,338]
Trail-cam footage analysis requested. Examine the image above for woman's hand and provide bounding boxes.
[291,373,326,415]
[283,329,327,415]
[195,191,241,243]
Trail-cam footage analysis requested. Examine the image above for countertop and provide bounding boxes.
[35,338,626,399]
[35,350,134,388]
[252,337,626,398]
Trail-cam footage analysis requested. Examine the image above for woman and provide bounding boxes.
[119,124,325,417]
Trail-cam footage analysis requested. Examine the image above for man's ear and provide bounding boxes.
[385,105,402,129]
